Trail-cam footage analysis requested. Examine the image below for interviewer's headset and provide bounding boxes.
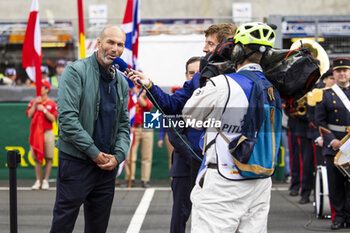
[231,22,276,67]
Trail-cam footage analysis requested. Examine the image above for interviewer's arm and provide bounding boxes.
[128,70,200,115]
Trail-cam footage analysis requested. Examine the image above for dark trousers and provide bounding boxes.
[325,156,350,224]
[289,130,300,191]
[50,158,117,233]
[315,145,325,166]
[300,137,315,198]
[170,176,192,233]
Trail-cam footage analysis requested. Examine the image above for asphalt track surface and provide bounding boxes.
[0,180,347,233]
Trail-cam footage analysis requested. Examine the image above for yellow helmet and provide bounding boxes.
[234,22,275,48]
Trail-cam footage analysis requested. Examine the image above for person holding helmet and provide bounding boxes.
[182,22,280,233]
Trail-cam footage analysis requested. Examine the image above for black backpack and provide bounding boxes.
[261,48,320,100]
[199,38,321,101]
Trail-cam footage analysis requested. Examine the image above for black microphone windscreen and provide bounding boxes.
[113,57,129,72]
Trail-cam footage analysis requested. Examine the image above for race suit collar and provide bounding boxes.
[236,63,263,73]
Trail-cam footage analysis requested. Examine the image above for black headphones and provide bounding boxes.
[231,43,268,67]
[231,43,246,66]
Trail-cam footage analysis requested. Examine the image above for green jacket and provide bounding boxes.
[56,53,130,164]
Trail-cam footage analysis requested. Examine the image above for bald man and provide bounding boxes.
[50,26,130,233]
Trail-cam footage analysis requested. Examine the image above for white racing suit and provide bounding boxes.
[183,64,272,233]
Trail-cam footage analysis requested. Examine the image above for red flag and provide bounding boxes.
[29,111,45,163]
[23,0,44,162]
[22,0,42,97]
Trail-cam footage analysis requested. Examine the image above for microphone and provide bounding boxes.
[114,57,131,74]
[113,57,143,86]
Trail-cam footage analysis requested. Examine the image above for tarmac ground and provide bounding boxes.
[0,179,347,233]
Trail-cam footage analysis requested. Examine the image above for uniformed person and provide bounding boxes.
[315,57,350,230]
[307,69,335,166]
[286,109,301,197]
[286,92,316,204]
[291,99,315,204]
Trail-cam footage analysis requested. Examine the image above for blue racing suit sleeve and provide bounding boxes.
[158,122,166,141]
[146,73,200,115]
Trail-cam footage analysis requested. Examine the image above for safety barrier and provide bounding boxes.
[0,102,285,180]
[0,102,170,180]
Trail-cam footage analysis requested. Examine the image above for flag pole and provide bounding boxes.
[128,146,134,188]
[77,0,86,59]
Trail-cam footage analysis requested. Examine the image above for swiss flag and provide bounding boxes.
[22,0,42,97]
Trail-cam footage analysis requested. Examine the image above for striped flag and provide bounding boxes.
[128,90,138,127]
[77,0,86,58]
[22,0,42,97]
[121,0,140,70]
[116,0,140,177]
